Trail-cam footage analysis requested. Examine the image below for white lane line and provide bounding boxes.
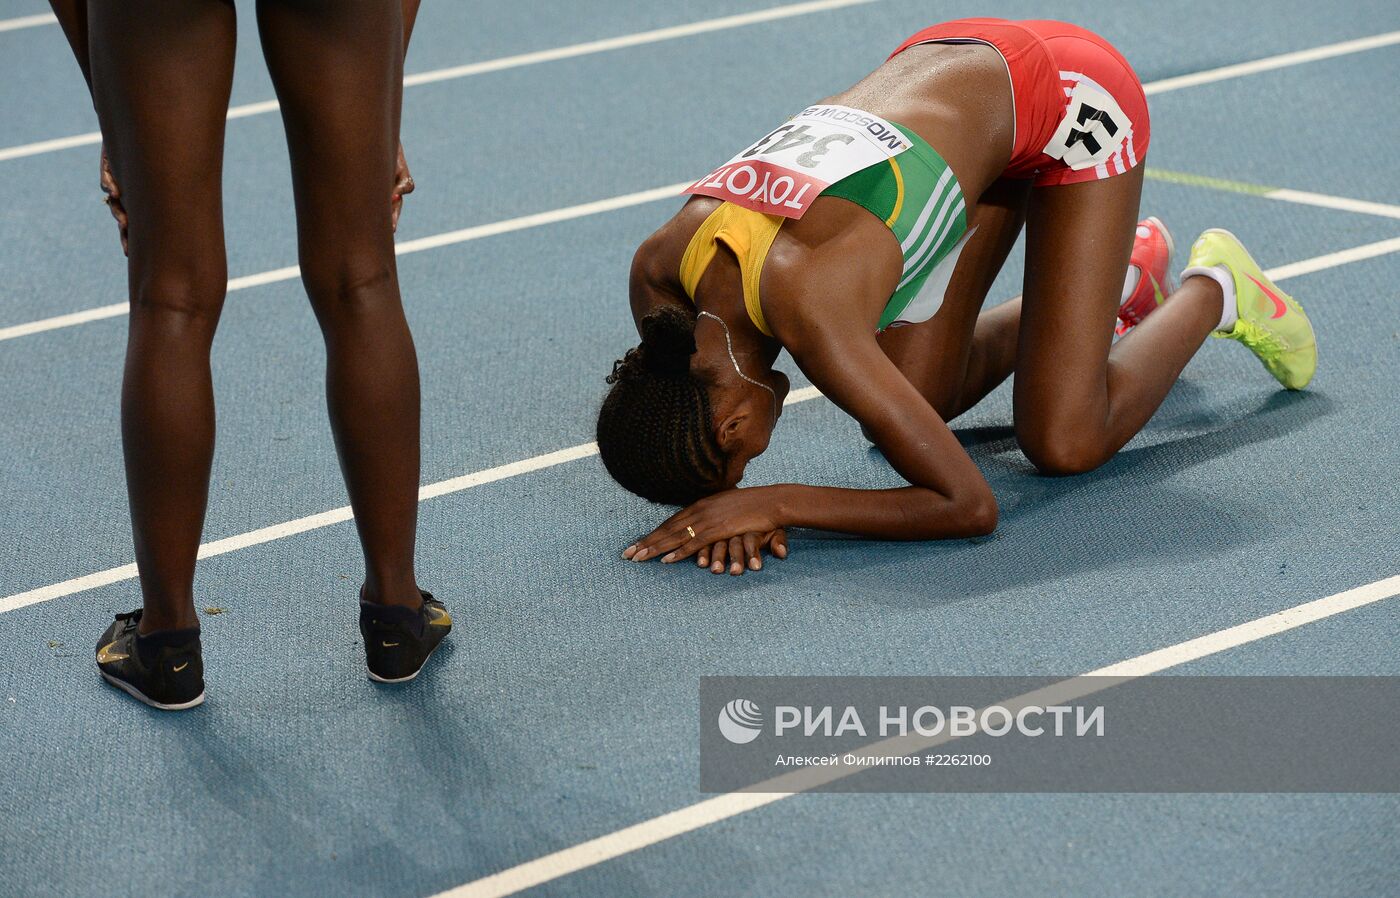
[6,168,1399,344]
[3,19,1395,165]
[1144,30,1400,95]
[0,224,1394,610]
[0,0,877,163]
[399,0,876,89]
[0,387,824,615]
[0,233,1393,613]
[1266,189,1400,220]
[439,574,1400,898]
[4,24,1399,347]
[1265,236,1400,281]
[0,11,55,33]
[0,183,691,342]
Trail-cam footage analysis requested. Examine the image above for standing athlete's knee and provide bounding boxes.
[302,257,398,319]
[129,265,227,331]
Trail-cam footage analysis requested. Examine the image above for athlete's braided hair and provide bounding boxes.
[597,305,728,505]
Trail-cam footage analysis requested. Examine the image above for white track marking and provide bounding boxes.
[1144,30,1400,95]
[440,574,1400,898]
[0,234,1386,612]
[1264,236,1400,281]
[2,20,1395,165]
[6,170,1399,344]
[0,131,101,162]
[398,0,876,89]
[1,24,1397,341]
[0,11,55,32]
[0,0,877,163]
[0,387,823,615]
[1266,189,1400,220]
[0,185,691,342]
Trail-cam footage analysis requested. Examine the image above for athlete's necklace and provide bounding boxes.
[698,310,778,419]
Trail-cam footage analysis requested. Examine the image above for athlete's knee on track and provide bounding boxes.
[1015,420,1108,477]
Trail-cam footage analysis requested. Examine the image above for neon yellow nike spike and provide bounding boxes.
[1187,229,1317,390]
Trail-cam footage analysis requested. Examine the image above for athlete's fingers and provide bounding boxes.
[638,522,705,562]
[743,532,762,570]
[390,142,413,233]
[728,536,744,575]
[662,537,705,564]
[644,510,720,560]
[99,146,129,256]
[99,145,120,199]
[394,141,414,195]
[770,529,789,559]
[710,539,728,574]
[633,524,691,561]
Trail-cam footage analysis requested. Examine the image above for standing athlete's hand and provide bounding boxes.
[624,487,790,573]
[99,144,129,256]
[391,140,415,232]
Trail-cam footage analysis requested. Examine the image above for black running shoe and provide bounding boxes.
[95,610,205,710]
[359,591,452,683]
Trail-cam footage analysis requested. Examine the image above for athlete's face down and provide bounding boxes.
[710,368,791,490]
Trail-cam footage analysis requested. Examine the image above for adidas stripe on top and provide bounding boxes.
[820,121,971,331]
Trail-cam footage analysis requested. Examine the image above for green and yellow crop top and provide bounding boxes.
[679,118,971,334]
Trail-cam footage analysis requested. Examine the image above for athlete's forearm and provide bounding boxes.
[776,483,997,540]
[48,0,92,89]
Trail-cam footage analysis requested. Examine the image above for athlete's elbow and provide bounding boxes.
[961,490,999,537]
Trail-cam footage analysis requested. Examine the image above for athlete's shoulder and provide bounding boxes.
[761,216,897,346]
[763,200,901,325]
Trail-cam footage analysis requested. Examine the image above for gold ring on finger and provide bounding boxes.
[686,525,696,539]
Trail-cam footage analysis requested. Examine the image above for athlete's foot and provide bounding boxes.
[1183,229,1318,389]
[1116,216,1175,334]
[96,610,205,710]
[359,590,452,683]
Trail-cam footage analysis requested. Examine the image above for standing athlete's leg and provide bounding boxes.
[88,0,238,633]
[1013,165,1224,475]
[255,0,423,607]
[877,177,1030,421]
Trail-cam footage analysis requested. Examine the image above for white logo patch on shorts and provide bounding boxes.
[1042,76,1132,172]
[685,105,912,219]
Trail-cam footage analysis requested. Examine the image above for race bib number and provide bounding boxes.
[685,105,912,219]
[1042,81,1132,171]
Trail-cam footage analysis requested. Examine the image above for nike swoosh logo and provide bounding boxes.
[382,641,400,648]
[1248,274,1289,319]
[1149,274,1166,305]
[172,662,189,672]
[96,642,129,664]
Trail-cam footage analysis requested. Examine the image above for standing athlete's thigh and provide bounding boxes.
[87,0,237,274]
[877,177,1030,412]
[254,0,403,267]
[1013,166,1143,426]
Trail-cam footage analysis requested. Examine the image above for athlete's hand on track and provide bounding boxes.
[694,530,788,575]
[99,144,129,256]
[624,488,789,574]
[391,140,415,233]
